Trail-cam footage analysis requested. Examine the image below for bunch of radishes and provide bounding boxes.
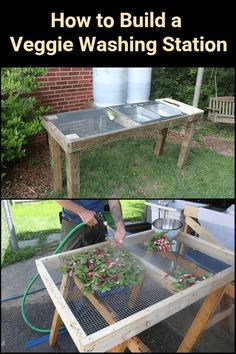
[153,235,172,252]
[172,268,213,291]
[145,232,172,252]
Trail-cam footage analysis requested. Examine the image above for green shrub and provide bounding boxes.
[1,68,50,178]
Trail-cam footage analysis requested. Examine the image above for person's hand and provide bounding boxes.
[79,210,97,227]
[114,227,126,244]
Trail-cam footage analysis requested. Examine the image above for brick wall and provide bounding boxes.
[35,68,93,114]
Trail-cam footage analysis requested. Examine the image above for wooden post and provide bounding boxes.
[177,286,226,352]
[108,342,128,352]
[177,121,196,168]
[179,216,195,256]
[128,247,153,309]
[154,128,168,156]
[220,293,234,332]
[48,135,63,192]
[128,273,145,309]
[65,151,80,197]
[127,337,151,353]
[49,274,70,347]
[192,68,204,108]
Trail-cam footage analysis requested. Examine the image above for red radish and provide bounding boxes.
[69,269,74,277]
[88,263,94,271]
[95,281,105,286]
[188,281,196,286]
[111,274,119,281]
[86,272,93,279]
[95,274,106,279]
[183,274,195,279]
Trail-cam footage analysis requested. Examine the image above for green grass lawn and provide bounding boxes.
[10,200,145,241]
[1,201,62,267]
[49,138,234,198]
[196,120,234,139]
[11,200,62,240]
[105,200,145,228]
[1,200,145,267]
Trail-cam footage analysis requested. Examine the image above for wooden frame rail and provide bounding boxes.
[182,205,235,335]
[36,230,234,352]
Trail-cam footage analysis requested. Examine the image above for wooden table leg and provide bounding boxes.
[177,121,196,168]
[128,273,145,309]
[109,338,151,353]
[155,128,168,156]
[220,293,234,332]
[49,274,70,347]
[127,336,151,352]
[108,341,128,352]
[128,250,152,309]
[65,151,80,197]
[177,286,226,352]
[48,135,63,192]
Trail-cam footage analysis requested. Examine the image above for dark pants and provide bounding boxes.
[60,217,106,252]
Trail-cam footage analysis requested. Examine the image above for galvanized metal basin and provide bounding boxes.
[140,101,184,118]
[110,104,161,124]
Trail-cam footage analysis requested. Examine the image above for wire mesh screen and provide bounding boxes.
[50,108,126,137]
[56,272,172,336]
[127,243,176,273]
[43,240,230,338]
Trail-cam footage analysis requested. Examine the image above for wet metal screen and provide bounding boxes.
[51,108,126,138]
[59,273,172,336]
[44,240,231,338]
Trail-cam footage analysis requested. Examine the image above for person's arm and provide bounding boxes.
[108,200,126,243]
[57,200,97,227]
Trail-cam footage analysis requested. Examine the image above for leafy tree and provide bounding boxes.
[150,67,234,112]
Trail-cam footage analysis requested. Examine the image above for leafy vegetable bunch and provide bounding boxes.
[145,232,173,252]
[172,267,213,291]
[60,246,144,293]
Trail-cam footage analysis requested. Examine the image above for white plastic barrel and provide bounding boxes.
[126,68,152,104]
[93,68,127,107]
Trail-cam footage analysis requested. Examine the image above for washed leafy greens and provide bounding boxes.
[59,246,145,293]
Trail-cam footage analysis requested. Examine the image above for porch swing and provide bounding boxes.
[207,69,235,124]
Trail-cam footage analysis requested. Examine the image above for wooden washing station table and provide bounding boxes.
[42,98,204,197]
[36,230,234,352]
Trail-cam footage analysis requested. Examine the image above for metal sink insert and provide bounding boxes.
[50,108,126,138]
[111,105,161,124]
[139,101,184,118]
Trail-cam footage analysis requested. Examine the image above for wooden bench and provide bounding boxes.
[208,96,235,124]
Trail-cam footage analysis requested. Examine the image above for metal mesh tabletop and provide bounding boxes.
[51,108,126,138]
[44,241,228,337]
[36,233,234,352]
[64,274,172,336]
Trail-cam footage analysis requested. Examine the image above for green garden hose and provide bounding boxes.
[21,221,85,333]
